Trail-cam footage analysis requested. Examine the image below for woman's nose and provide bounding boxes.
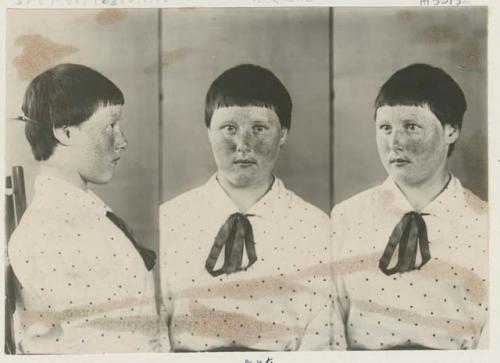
[115,129,128,151]
[234,129,252,153]
[389,129,406,151]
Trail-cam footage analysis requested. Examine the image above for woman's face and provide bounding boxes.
[208,105,287,188]
[375,104,458,187]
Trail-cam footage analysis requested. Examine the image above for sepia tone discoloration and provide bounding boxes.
[448,43,481,68]
[353,299,482,336]
[95,9,128,25]
[143,48,194,74]
[176,270,328,301]
[19,296,153,326]
[87,315,160,336]
[379,188,406,215]
[444,22,486,72]
[174,260,332,302]
[397,10,416,21]
[161,48,194,67]
[20,314,159,338]
[171,301,303,346]
[415,25,462,43]
[13,34,78,81]
[333,252,380,275]
[333,254,486,305]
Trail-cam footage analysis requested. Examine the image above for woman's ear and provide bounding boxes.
[52,125,76,146]
[279,127,288,147]
[444,124,460,145]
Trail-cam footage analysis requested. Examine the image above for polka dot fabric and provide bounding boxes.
[160,175,346,351]
[8,175,167,353]
[330,175,488,350]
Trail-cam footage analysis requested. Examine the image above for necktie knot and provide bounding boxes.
[378,211,431,276]
[205,213,257,277]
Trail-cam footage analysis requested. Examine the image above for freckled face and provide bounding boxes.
[375,105,457,187]
[208,106,288,188]
[72,104,128,185]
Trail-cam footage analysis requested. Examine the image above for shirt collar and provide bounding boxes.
[34,174,110,216]
[378,174,464,216]
[422,175,464,215]
[204,173,287,220]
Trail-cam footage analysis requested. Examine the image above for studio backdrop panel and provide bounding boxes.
[333,7,487,204]
[161,8,332,213]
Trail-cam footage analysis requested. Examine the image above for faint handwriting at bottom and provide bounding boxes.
[245,358,273,363]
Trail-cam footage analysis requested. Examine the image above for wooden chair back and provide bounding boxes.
[4,166,27,354]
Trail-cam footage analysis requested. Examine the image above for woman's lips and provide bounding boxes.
[234,159,256,167]
[390,158,410,166]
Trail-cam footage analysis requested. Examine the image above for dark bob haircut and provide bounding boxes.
[22,63,124,161]
[205,64,292,129]
[374,63,467,156]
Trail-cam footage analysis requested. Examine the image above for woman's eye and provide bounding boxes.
[378,124,391,132]
[406,123,419,131]
[254,125,266,132]
[222,125,236,133]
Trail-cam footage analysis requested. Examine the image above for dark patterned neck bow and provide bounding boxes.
[378,211,431,276]
[106,211,156,271]
[205,213,257,277]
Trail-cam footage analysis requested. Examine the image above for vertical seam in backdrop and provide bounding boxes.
[158,9,164,205]
[329,7,334,212]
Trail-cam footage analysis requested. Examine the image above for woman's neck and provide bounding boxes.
[396,170,451,212]
[217,174,274,213]
[39,158,87,191]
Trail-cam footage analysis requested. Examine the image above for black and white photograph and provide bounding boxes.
[0,1,497,362]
